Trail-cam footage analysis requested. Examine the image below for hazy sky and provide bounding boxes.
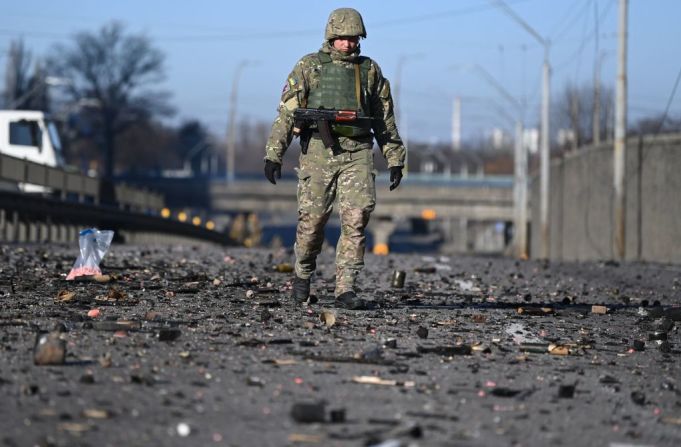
[2,0,680,144]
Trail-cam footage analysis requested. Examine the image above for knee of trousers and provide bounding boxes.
[296,212,329,254]
[339,207,372,235]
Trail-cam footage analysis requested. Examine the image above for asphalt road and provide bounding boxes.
[0,243,680,447]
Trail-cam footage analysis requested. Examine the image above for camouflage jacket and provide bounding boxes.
[265,42,406,168]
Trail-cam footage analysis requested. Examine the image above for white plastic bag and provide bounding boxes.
[66,228,115,280]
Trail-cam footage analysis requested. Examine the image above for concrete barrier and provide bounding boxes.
[530,133,681,263]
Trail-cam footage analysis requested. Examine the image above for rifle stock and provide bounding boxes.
[293,108,371,156]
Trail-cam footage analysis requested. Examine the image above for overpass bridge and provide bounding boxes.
[208,175,514,220]
[133,173,515,252]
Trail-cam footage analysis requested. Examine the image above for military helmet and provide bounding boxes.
[325,8,367,40]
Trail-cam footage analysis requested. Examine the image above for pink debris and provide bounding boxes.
[66,266,102,281]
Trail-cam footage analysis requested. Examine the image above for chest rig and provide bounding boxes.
[306,52,372,138]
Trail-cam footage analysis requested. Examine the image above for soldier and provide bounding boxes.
[264,8,406,310]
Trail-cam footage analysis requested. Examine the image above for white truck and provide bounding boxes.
[0,110,64,167]
[0,110,65,192]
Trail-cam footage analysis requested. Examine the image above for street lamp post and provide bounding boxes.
[226,60,256,183]
[394,53,423,175]
[451,64,527,258]
[490,0,551,259]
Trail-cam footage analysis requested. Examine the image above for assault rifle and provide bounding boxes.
[293,108,372,156]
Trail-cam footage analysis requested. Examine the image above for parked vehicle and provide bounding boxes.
[0,110,64,167]
[0,110,66,192]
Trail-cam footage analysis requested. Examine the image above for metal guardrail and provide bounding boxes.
[0,153,230,245]
[0,153,164,212]
[0,189,230,245]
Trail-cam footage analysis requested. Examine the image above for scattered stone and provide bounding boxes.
[55,290,76,303]
[290,402,326,423]
[630,391,646,405]
[558,384,576,398]
[82,408,109,419]
[517,307,554,316]
[80,371,95,384]
[417,345,472,356]
[330,408,346,423]
[33,332,65,366]
[383,339,398,349]
[94,274,111,283]
[352,376,415,387]
[657,340,672,353]
[591,305,608,315]
[247,376,265,387]
[177,422,191,437]
[416,326,429,339]
[158,328,181,342]
[320,310,336,328]
[273,263,293,273]
[648,331,668,341]
[98,352,112,368]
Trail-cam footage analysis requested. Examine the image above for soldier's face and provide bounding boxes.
[332,36,359,53]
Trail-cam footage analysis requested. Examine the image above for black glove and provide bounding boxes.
[264,160,281,185]
[389,166,403,191]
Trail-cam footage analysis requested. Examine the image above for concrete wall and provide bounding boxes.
[530,133,681,263]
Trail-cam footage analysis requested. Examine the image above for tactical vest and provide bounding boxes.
[307,52,372,138]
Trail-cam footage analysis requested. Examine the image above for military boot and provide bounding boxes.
[291,276,311,305]
[335,291,374,310]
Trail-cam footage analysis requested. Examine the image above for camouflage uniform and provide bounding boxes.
[265,9,406,297]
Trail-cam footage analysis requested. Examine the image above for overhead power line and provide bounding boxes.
[0,0,532,43]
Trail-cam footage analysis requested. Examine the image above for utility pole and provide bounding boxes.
[593,0,601,145]
[593,54,602,145]
[452,96,461,151]
[226,60,252,183]
[514,120,527,258]
[394,53,423,176]
[491,0,551,259]
[613,0,628,260]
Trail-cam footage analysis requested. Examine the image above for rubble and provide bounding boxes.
[0,244,679,446]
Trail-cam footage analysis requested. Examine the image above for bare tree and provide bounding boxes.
[3,39,32,108]
[3,39,50,111]
[50,22,173,179]
[554,81,614,150]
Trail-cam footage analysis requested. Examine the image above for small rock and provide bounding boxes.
[416,326,429,339]
[558,384,575,398]
[631,391,646,405]
[177,422,191,437]
[98,352,112,368]
[158,328,181,342]
[320,311,336,328]
[591,305,608,315]
[247,376,265,387]
[80,372,95,384]
[290,402,326,423]
[649,331,668,341]
[657,340,672,353]
[330,408,346,423]
[384,339,398,349]
[34,332,65,366]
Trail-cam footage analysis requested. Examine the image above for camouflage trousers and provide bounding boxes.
[294,138,376,297]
